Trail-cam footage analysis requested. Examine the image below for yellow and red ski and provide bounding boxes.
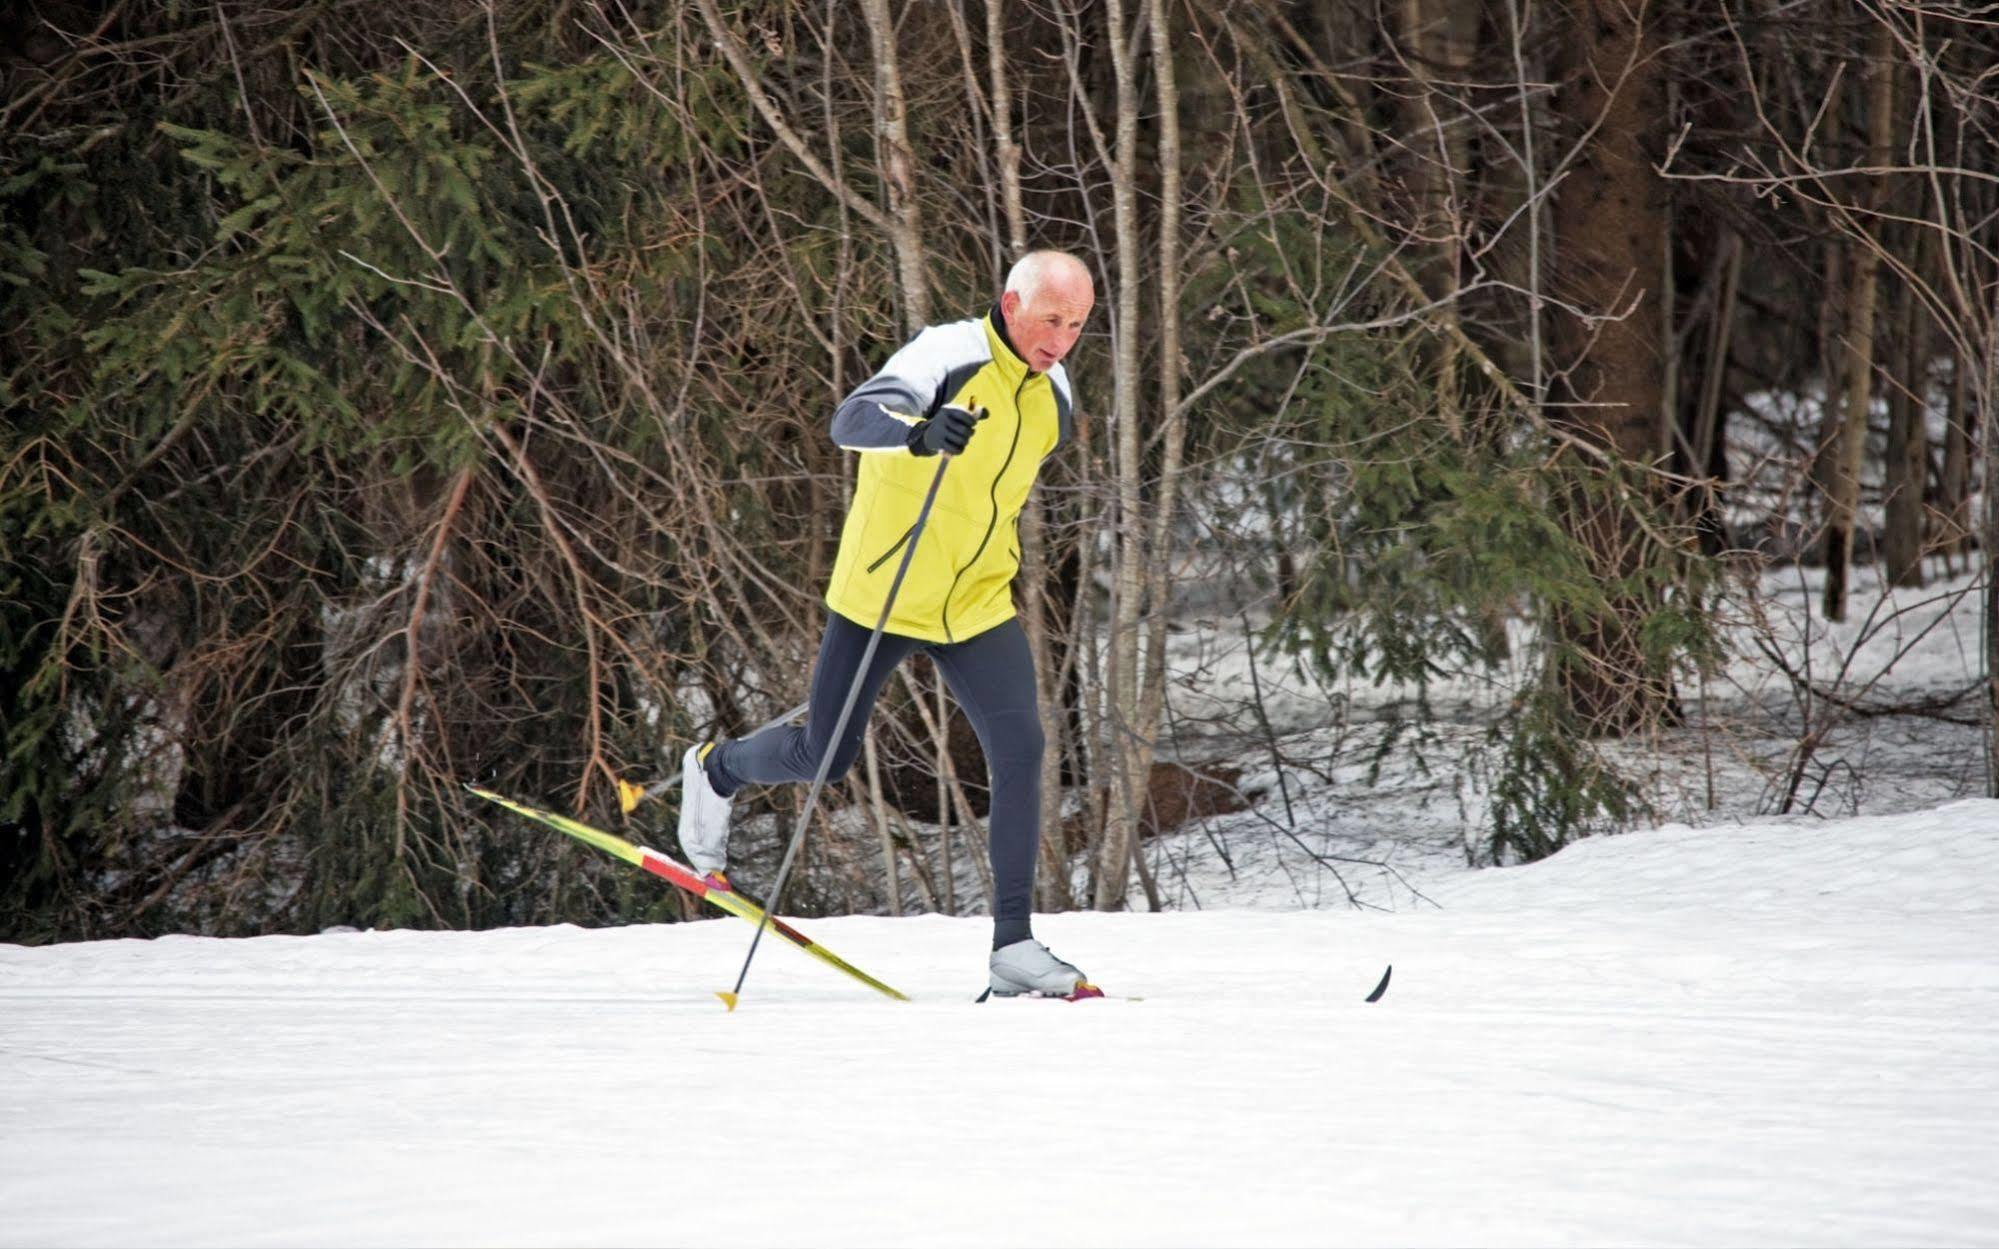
[465,784,908,1003]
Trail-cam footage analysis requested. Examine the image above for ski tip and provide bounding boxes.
[1365,964,1393,1003]
[716,991,739,1012]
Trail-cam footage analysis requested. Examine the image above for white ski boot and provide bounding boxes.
[987,939,1103,1000]
[676,743,733,878]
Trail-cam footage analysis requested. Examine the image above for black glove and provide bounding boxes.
[907,403,986,457]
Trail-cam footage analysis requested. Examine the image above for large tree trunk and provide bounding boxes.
[1545,0,1675,734]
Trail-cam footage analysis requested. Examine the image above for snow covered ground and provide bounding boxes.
[5,800,1997,1247]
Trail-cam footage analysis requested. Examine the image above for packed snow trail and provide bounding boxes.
[4,801,1996,1247]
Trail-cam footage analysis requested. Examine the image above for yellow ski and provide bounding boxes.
[465,784,908,1003]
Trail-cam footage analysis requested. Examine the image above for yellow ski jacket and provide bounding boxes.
[824,308,1074,644]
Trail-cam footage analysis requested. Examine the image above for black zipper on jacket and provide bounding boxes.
[865,522,919,574]
[939,373,1030,642]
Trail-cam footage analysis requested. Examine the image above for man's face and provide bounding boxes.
[1000,282,1093,373]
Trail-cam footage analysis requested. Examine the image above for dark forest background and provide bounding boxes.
[3,0,1994,942]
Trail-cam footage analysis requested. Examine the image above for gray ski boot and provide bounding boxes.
[986,938,1103,1000]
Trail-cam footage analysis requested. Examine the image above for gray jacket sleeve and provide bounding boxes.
[829,323,980,453]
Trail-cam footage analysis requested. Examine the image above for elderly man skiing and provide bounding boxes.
[679,250,1098,999]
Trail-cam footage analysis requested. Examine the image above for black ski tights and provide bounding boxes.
[706,613,1044,948]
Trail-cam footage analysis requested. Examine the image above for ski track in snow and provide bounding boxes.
[5,801,1998,1248]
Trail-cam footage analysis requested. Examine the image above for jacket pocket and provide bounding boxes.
[866,522,919,574]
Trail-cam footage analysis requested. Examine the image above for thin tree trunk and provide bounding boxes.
[1435,3,1475,441]
[1131,0,1185,879]
[1940,347,1972,562]
[1883,235,1929,588]
[1504,0,1546,397]
[935,670,953,914]
[1659,84,1678,467]
[858,0,932,330]
[1811,241,1848,561]
[985,0,1069,911]
[985,0,1028,261]
[1397,0,1474,441]
[900,667,996,903]
[1075,543,1107,905]
[1093,0,1147,911]
[1984,323,1999,797]
[1020,490,1074,910]
[692,0,895,242]
[862,726,900,916]
[1691,230,1742,550]
[1820,26,1897,621]
[1064,406,1108,904]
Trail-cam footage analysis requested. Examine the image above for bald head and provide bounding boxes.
[999,250,1094,373]
[1005,250,1093,305]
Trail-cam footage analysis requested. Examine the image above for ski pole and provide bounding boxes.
[718,449,956,1010]
[617,699,811,815]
